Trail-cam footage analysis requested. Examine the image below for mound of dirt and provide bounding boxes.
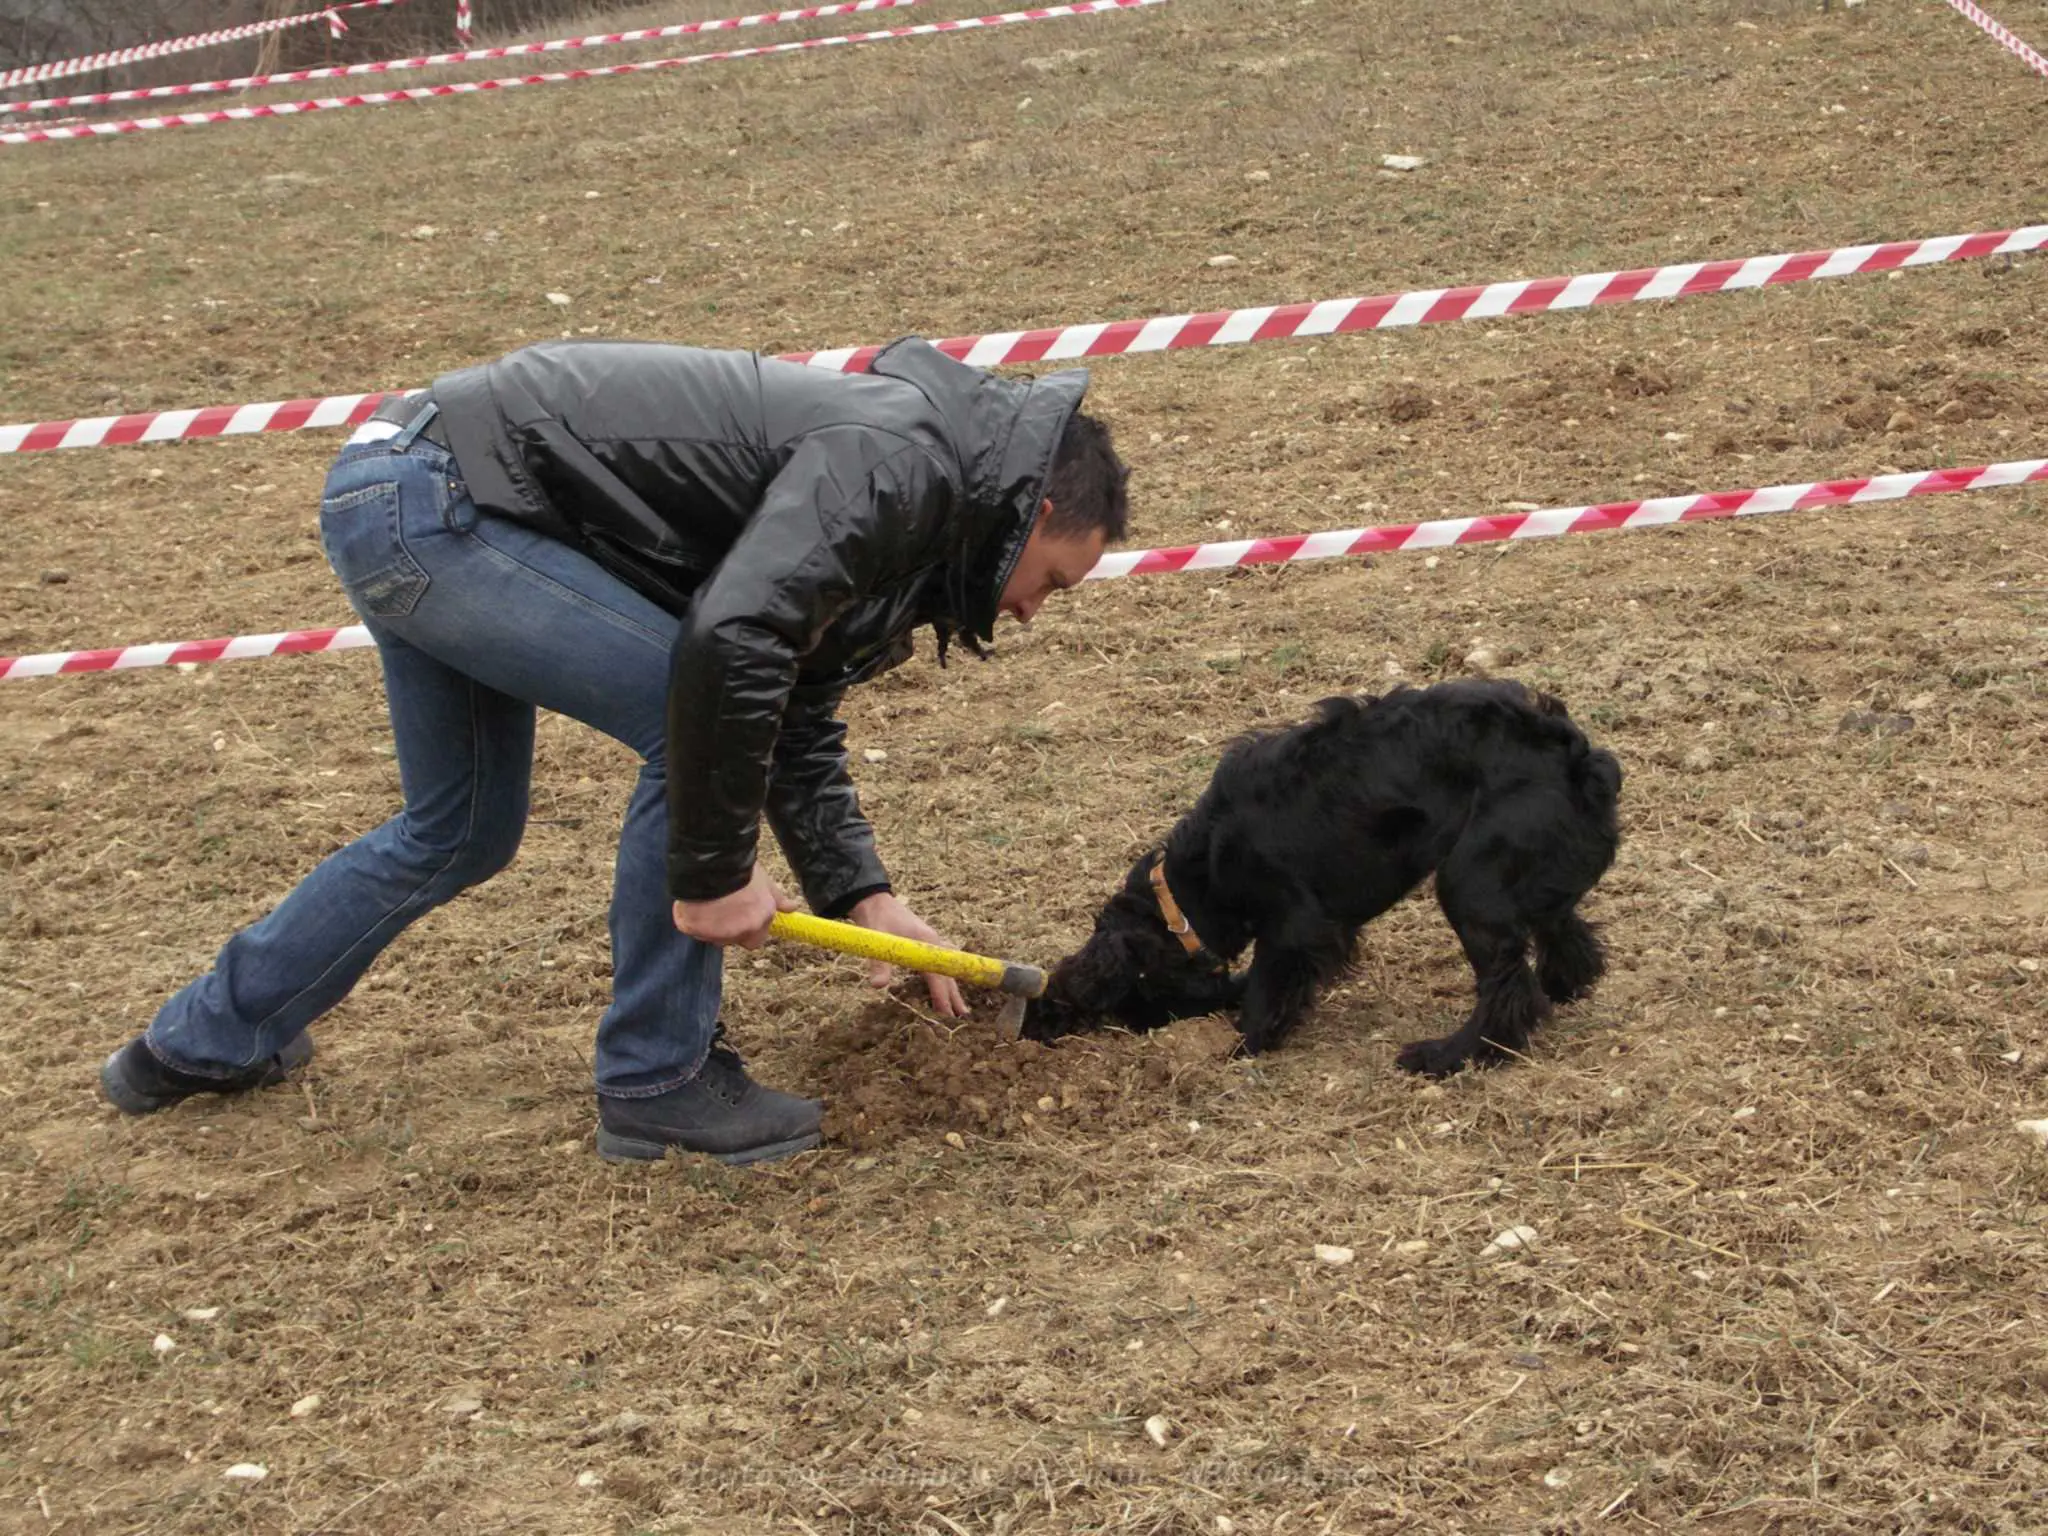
[812,996,1238,1147]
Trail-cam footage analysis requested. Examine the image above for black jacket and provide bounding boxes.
[431,337,1089,913]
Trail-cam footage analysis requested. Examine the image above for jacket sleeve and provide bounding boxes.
[763,681,892,919]
[663,430,939,904]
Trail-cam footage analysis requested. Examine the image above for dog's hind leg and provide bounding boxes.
[1534,910,1606,1004]
[1395,857,1549,1078]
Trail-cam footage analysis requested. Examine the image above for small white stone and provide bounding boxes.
[544,292,573,307]
[405,224,438,241]
[985,1296,1009,1319]
[943,1131,966,1151]
[2014,1119,2048,1146]
[182,1307,221,1323]
[1206,254,1240,268]
[584,190,602,200]
[861,748,887,763]
[1186,1120,1201,1133]
[152,1334,177,1356]
[1380,154,1427,171]
[1732,1106,1757,1119]
[2020,959,2040,973]
[222,1463,268,1483]
[576,1470,603,1489]
[1543,1467,1572,1489]
[289,1394,322,1419]
[1313,1244,1355,1266]
[1661,431,1689,443]
[1395,1239,1430,1256]
[1216,1519,1237,1536]
[1484,1225,1540,1255]
[440,1396,484,1418]
[1244,169,1271,183]
[2001,1050,2023,1065]
[1464,646,1499,672]
[1144,1414,1172,1448]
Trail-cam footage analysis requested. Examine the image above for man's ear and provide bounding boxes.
[1041,496,1055,522]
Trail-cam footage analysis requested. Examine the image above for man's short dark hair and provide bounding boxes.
[1043,410,1130,544]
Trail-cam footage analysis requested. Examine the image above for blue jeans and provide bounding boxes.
[146,421,720,1097]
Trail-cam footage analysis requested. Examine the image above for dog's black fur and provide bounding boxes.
[1021,679,1623,1076]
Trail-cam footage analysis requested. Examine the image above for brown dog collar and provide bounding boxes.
[1149,852,1224,970]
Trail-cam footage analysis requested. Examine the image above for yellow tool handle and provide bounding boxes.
[768,911,1047,998]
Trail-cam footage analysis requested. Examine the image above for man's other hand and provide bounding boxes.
[674,865,797,948]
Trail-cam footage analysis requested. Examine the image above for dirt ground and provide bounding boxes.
[4,0,2048,1530]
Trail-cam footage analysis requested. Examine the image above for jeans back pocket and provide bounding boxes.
[320,478,430,619]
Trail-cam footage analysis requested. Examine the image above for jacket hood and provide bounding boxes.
[868,337,1089,647]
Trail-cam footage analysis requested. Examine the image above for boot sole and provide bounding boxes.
[595,1127,822,1167]
[101,1034,315,1116]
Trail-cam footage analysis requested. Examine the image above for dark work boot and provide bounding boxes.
[100,1033,315,1116]
[595,1032,822,1166]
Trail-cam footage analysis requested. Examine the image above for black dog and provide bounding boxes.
[1022,680,1622,1076]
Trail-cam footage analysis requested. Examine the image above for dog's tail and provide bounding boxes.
[1528,690,1623,813]
[1573,744,1624,811]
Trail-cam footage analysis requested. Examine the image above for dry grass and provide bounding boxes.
[3,0,2048,1530]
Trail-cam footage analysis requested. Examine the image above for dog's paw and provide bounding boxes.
[1394,1037,1468,1079]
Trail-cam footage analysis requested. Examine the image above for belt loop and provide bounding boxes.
[388,398,439,453]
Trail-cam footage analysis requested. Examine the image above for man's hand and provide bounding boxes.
[673,864,798,948]
[849,892,970,1018]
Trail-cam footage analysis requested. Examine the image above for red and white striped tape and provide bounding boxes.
[0,0,406,91]
[5,223,2041,455]
[456,0,474,46]
[0,625,379,679]
[1940,0,2048,76]
[1087,459,2048,580]
[0,0,1159,145]
[1,0,921,116]
[6,458,2042,681]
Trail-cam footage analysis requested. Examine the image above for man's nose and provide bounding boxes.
[1013,594,1043,624]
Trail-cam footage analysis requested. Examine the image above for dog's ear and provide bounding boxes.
[1023,929,1140,1042]
[1050,929,1140,1014]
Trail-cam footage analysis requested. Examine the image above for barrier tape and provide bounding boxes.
[1,0,923,116]
[456,0,474,46]
[1940,0,2048,76]
[1085,459,2048,578]
[4,222,2040,455]
[6,457,2041,681]
[0,0,1162,146]
[0,0,406,92]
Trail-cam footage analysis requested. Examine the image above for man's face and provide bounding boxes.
[998,502,1107,625]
